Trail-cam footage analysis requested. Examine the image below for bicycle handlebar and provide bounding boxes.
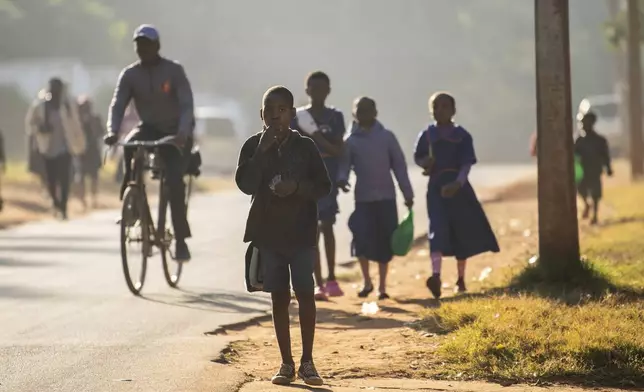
[118,135,179,149]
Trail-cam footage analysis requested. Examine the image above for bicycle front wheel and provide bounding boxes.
[120,186,149,295]
[159,181,182,288]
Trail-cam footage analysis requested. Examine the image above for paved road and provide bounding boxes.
[0,165,533,392]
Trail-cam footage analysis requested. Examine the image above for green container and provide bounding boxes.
[574,154,584,184]
[391,209,415,257]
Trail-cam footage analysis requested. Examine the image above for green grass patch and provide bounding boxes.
[417,181,644,387]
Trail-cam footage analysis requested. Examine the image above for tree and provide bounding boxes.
[0,0,128,64]
[535,0,581,278]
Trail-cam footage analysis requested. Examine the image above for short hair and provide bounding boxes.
[353,96,377,110]
[263,85,294,107]
[306,71,330,86]
[429,91,456,109]
[582,110,597,123]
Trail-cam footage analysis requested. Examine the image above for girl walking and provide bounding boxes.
[413,92,499,299]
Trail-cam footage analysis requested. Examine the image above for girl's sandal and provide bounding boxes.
[358,285,374,298]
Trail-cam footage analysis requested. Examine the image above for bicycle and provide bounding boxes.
[117,135,185,295]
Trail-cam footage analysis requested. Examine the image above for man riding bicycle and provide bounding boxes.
[104,24,194,262]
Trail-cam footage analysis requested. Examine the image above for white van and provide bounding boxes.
[577,94,623,156]
[194,104,247,174]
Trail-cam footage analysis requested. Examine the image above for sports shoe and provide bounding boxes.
[298,360,323,386]
[271,363,296,385]
[314,285,328,301]
[325,280,344,297]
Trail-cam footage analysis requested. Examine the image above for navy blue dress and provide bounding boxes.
[414,125,499,260]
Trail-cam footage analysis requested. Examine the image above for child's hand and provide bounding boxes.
[273,179,297,197]
[337,180,351,193]
[420,157,435,176]
[441,181,462,198]
[258,126,278,152]
[404,198,414,208]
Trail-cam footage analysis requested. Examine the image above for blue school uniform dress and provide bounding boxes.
[292,106,346,224]
[339,121,414,263]
[414,125,499,260]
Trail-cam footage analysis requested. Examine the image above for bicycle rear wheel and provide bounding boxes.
[120,186,149,295]
[159,179,183,288]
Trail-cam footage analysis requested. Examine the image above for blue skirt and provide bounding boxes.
[349,200,398,263]
[427,172,499,260]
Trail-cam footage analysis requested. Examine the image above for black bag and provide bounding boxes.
[186,145,202,177]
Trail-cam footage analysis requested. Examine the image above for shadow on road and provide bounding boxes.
[0,284,57,299]
[0,257,55,268]
[141,288,270,314]
[0,244,116,254]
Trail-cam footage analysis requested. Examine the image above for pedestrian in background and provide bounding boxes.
[291,71,347,301]
[76,95,105,209]
[25,78,86,220]
[337,96,414,300]
[414,92,499,299]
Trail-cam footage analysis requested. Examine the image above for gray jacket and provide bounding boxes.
[107,58,194,137]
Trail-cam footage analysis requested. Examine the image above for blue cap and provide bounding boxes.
[133,24,159,41]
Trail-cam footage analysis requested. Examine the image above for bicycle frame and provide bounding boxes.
[121,136,180,253]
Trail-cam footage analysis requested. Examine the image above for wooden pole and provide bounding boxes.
[534,0,580,274]
[627,0,644,179]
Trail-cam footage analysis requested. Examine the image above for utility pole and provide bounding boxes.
[627,0,644,179]
[534,0,580,276]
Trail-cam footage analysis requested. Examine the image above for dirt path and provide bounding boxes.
[216,173,633,392]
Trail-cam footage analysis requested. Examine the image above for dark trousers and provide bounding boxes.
[44,153,72,214]
[122,127,192,240]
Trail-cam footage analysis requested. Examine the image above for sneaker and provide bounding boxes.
[456,278,467,293]
[426,275,442,299]
[175,240,191,262]
[298,360,323,386]
[325,280,344,297]
[314,286,328,301]
[271,363,296,385]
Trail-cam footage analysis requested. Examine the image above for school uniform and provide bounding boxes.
[414,125,499,260]
[291,106,346,224]
[574,131,611,201]
[338,121,414,263]
[236,130,331,293]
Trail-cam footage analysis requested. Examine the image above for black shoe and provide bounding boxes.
[271,363,296,385]
[456,278,467,293]
[426,275,442,299]
[358,284,374,298]
[298,360,323,386]
[175,240,191,262]
[378,292,390,301]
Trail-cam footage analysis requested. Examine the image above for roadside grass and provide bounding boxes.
[417,182,644,387]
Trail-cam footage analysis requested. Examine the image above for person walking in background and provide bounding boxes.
[414,92,499,299]
[76,95,105,209]
[575,111,613,225]
[235,86,329,386]
[291,71,346,301]
[337,97,414,300]
[25,78,86,220]
[27,127,48,194]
